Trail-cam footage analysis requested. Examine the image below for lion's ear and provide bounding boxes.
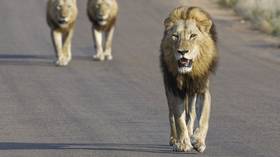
[198,19,212,33]
[164,18,174,31]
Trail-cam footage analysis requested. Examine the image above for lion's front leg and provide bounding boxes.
[92,28,105,61]
[61,29,74,66]
[173,97,192,152]
[191,88,211,153]
[186,94,197,137]
[51,30,66,66]
[169,113,177,146]
[166,90,177,146]
[104,26,115,60]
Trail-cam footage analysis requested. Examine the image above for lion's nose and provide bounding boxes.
[177,49,189,55]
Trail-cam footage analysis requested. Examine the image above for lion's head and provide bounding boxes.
[50,0,78,28]
[90,0,118,26]
[161,7,217,76]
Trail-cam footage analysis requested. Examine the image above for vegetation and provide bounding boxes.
[218,0,280,37]
[218,0,238,8]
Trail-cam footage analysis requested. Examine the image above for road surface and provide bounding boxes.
[0,0,279,156]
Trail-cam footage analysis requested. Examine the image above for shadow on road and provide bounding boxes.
[0,54,52,66]
[0,54,95,66]
[0,142,196,154]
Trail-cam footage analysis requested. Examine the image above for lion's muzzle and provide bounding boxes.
[58,18,68,24]
[95,14,109,25]
[178,58,193,68]
[176,52,194,73]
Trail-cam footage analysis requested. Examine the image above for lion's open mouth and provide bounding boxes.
[96,17,108,26]
[58,19,68,24]
[96,15,108,22]
[97,17,106,21]
[178,58,193,68]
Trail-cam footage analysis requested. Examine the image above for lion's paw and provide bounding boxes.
[93,53,105,61]
[104,48,113,61]
[191,136,206,153]
[105,54,113,61]
[55,58,70,66]
[173,139,192,152]
[169,137,176,146]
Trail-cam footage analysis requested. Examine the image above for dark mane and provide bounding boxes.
[160,6,218,98]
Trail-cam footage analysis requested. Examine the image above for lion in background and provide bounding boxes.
[47,0,78,66]
[160,6,218,153]
[87,0,119,61]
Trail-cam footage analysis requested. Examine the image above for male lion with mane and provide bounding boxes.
[47,0,78,66]
[87,0,118,61]
[160,6,218,153]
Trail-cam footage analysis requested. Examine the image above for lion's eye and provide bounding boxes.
[57,6,62,10]
[190,34,197,39]
[172,34,179,40]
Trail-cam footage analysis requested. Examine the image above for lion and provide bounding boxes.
[47,0,78,66]
[160,6,218,153]
[87,0,119,61]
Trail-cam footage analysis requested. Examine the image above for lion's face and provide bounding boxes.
[94,0,114,26]
[169,20,201,74]
[53,0,77,28]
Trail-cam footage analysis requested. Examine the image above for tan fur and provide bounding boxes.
[47,0,78,66]
[162,6,217,78]
[87,0,118,61]
[160,6,218,153]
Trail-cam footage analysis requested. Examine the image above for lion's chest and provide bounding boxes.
[176,74,208,95]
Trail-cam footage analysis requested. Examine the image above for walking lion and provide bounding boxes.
[47,0,78,66]
[87,0,119,61]
[160,6,218,153]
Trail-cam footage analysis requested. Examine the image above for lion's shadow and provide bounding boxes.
[0,142,196,154]
[0,54,93,66]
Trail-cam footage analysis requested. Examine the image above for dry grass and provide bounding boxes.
[218,0,238,7]
[218,0,280,36]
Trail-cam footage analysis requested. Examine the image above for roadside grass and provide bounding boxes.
[218,0,238,8]
[218,0,280,37]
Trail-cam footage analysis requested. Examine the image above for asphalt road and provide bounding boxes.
[0,0,279,157]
